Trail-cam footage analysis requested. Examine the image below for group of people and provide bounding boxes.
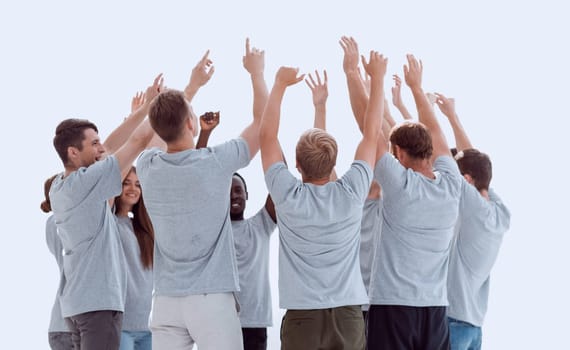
[41,36,510,350]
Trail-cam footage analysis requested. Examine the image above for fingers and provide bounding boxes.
[200,50,210,64]
[245,37,251,54]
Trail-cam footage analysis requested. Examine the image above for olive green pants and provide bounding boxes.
[280,305,365,350]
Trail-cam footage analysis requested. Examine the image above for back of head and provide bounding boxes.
[389,121,433,160]
[40,174,58,213]
[53,118,98,166]
[149,90,189,143]
[296,128,337,181]
[455,148,492,191]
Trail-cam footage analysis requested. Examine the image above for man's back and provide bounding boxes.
[137,138,250,296]
[447,180,511,326]
[369,154,462,307]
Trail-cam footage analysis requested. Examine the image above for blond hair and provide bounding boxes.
[296,128,337,180]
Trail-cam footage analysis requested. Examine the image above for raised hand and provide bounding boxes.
[199,111,220,132]
[275,67,305,87]
[243,38,265,76]
[403,54,423,89]
[131,91,144,113]
[426,92,437,106]
[340,36,360,74]
[359,67,371,95]
[145,73,164,104]
[361,51,388,79]
[189,51,215,89]
[434,93,456,118]
[391,74,404,107]
[305,70,328,107]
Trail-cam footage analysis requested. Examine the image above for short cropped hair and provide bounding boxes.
[53,119,98,166]
[149,90,190,143]
[296,128,337,180]
[389,121,433,160]
[233,173,248,194]
[455,148,492,191]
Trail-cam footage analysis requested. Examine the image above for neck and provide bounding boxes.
[479,189,490,200]
[409,159,435,179]
[230,213,245,221]
[167,137,196,153]
[303,177,330,185]
[116,206,132,217]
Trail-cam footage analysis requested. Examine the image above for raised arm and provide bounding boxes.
[184,51,214,103]
[196,111,220,149]
[340,36,369,133]
[355,51,387,168]
[382,98,396,141]
[305,70,328,130]
[391,74,414,121]
[113,80,161,179]
[104,74,163,154]
[435,93,473,151]
[403,54,451,159]
[260,67,304,172]
[264,195,277,223]
[240,38,268,159]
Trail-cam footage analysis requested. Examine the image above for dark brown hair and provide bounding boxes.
[389,121,433,160]
[53,119,98,166]
[456,148,492,191]
[40,174,58,213]
[148,90,189,143]
[114,167,155,269]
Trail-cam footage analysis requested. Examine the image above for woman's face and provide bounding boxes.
[119,170,141,209]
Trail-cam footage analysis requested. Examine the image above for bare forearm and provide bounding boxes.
[260,84,286,142]
[104,104,149,154]
[448,115,473,151]
[251,72,268,122]
[196,130,212,149]
[396,102,414,120]
[363,78,383,141]
[346,71,368,132]
[313,104,326,129]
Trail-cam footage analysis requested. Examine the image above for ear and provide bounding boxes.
[463,173,475,185]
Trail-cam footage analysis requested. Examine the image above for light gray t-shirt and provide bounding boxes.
[265,161,372,310]
[232,208,276,327]
[116,216,153,331]
[45,215,71,333]
[137,138,250,296]
[447,183,511,327]
[49,156,127,317]
[369,154,462,307]
[360,196,382,311]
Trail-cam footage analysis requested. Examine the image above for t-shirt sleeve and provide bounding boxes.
[485,188,511,235]
[374,153,407,195]
[212,138,251,174]
[462,181,511,236]
[433,155,461,177]
[75,156,122,201]
[264,162,298,206]
[251,207,277,237]
[340,161,373,202]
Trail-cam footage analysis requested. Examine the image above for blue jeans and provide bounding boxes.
[448,317,482,350]
[119,331,152,350]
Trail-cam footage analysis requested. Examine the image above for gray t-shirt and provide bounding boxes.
[232,208,276,327]
[49,156,127,317]
[45,215,70,332]
[137,138,250,296]
[360,196,382,311]
[116,216,153,331]
[447,183,511,326]
[265,161,372,309]
[369,154,462,307]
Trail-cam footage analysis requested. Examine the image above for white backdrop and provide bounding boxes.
[1,1,568,348]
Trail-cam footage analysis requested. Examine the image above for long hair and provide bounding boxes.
[114,167,154,269]
[41,174,58,213]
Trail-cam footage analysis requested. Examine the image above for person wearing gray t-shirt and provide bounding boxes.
[114,167,154,350]
[50,76,161,350]
[364,55,462,349]
[230,173,277,350]
[436,93,511,350]
[260,49,388,350]
[137,42,266,350]
[41,175,72,350]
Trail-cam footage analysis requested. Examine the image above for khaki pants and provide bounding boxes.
[280,305,365,350]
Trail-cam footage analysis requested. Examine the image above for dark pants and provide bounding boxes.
[242,327,267,350]
[366,305,449,350]
[281,306,365,350]
[48,332,73,350]
[65,310,123,350]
